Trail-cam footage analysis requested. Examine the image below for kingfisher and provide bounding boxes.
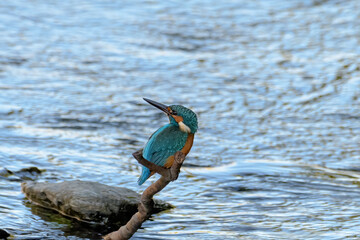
[138,98,198,185]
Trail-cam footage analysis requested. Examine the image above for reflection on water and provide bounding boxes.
[1,0,360,239]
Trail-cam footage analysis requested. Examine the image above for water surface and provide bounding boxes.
[1,0,360,239]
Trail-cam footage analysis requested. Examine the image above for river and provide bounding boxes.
[1,0,360,239]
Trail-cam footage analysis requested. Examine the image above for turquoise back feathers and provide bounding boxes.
[138,124,188,185]
[138,100,198,185]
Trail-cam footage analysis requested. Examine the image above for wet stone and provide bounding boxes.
[1,167,44,181]
[0,168,13,177]
[21,180,172,224]
[15,167,44,180]
[0,229,10,239]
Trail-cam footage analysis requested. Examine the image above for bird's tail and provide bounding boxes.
[138,166,151,185]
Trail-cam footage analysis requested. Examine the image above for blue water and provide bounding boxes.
[1,0,360,239]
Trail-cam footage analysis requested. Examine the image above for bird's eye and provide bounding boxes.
[172,110,177,115]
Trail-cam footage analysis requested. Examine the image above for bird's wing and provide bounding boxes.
[143,124,188,167]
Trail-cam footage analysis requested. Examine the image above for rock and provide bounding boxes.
[0,168,13,177]
[18,166,43,174]
[15,167,44,180]
[0,229,10,239]
[1,167,44,181]
[21,180,172,225]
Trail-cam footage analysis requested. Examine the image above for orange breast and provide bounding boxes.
[180,133,194,155]
[163,133,195,168]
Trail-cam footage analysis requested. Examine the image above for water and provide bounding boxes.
[1,0,360,239]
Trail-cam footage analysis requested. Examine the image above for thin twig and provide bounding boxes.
[103,150,186,240]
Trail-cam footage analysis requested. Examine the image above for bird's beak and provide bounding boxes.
[143,98,171,115]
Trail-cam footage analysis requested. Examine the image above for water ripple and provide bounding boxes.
[1,0,360,239]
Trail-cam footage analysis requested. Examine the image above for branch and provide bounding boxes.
[103,150,186,240]
[132,150,170,179]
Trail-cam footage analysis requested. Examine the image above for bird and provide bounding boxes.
[138,98,198,185]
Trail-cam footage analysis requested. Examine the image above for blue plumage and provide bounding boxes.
[138,124,188,185]
[138,167,151,185]
[138,98,198,185]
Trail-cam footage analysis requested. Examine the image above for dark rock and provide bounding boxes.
[0,168,13,177]
[0,229,10,239]
[17,167,43,174]
[15,167,44,180]
[1,167,44,181]
[21,180,172,224]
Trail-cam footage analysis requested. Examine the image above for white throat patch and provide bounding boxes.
[179,121,191,133]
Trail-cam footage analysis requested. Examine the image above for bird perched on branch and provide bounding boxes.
[138,98,198,185]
